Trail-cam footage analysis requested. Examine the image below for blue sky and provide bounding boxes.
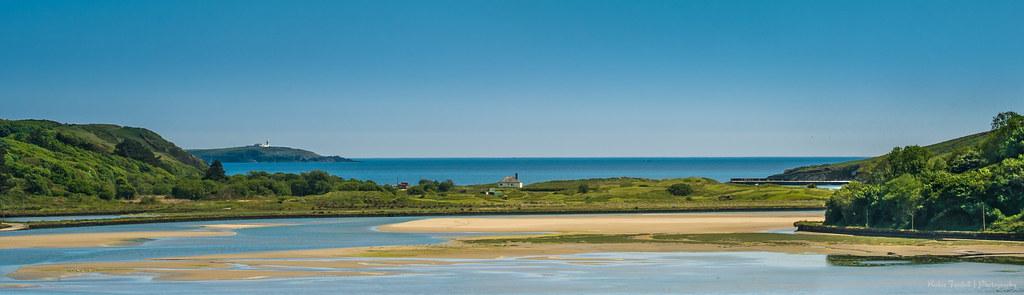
[2,0,1021,157]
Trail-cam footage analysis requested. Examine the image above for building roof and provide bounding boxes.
[499,176,521,183]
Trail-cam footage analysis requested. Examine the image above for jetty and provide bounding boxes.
[729,178,851,186]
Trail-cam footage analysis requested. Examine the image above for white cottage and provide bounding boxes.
[497,173,523,188]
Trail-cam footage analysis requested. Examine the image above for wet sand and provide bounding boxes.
[10,212,1023,281]
[377,212,824,234]
[0,223,294,249]
[199,223,294,230]
[0,231,235,249]
[13,232,1023,281]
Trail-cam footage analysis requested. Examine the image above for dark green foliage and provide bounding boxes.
[825,112,1024,232]
[289,170,333,196]
[114,139,160,166]
[204,160,227,181]
[826,158,1020,231]
[406,179,455,195]
[577,184,591,194]
[407,186,426,195]
[667,183,694,196]
[171,179,210,200]
[992,111,1021,130]
[437,179,455,192]
[982,112,1024,162]
[882,145,931,178]
[115,177,136,199]
[948,149,984,173]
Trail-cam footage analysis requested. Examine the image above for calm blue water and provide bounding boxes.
[223,157,860,185]
[2,215,1022,294]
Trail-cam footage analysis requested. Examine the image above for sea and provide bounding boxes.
[221,157,861,185]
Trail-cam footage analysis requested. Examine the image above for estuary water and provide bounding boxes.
[222,157,861,185]
[1,216,1021,294]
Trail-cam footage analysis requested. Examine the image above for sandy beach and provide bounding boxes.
[377,211,824,234]
[0,231,235,249]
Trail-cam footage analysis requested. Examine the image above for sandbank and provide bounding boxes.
[377,212,824,234]
[0,231,234,249]
[199,223,294,230]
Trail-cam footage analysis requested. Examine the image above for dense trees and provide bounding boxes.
[203,160,227,181]
[115,139,160,166]
[406,179,456,195]
[824,111,1024,232]
[992,111,1020,130]
[882,146,931,178]
[170,170,389,200]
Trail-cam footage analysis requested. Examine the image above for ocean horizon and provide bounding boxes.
[223,157,862,185]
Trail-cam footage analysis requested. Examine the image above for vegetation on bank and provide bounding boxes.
[823,112,1024,232]
[1,177,830,220]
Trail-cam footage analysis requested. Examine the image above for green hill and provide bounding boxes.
[0,119,205,199]
[817,112,1024,232]
[770,131,991,181]
[188,146,353,163]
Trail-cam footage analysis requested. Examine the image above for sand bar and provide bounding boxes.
[200,223,295,230]
[378,212,824,234]
[13,233,1023,281]
[0,231,234,249]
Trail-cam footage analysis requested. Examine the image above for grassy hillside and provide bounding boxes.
[770,131,991,181]
[189,146,353,163]
[0,119,205,199]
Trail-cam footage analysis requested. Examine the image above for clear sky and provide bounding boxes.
[2,0,1021,157]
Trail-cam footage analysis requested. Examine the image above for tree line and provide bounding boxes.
[824,112,1024,232]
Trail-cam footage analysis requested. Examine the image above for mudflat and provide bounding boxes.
[377,211,824,234]
[0,231,235,249]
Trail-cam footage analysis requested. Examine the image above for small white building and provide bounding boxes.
[497,173,523,188]
[257,140,271,148]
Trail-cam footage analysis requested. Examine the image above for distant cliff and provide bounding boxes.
[188,146,354,163]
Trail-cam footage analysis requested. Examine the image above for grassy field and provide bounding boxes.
[1,177,831,228]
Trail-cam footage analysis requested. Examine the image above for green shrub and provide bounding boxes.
[667,183,693,196]
[577,184,590,194]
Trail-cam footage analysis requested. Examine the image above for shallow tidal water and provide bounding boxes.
[1,216,1021,294]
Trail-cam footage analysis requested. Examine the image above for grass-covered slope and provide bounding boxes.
[770,131,991,181]
[189,146,353,163]
[0,119,205,199]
